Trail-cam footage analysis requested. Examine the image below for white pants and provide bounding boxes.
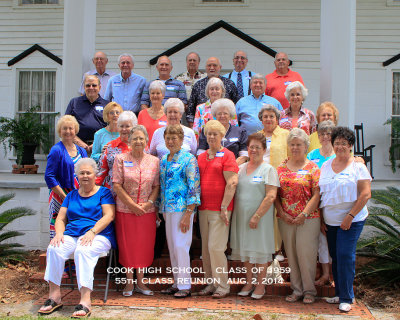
[44,234,111,291]
[318,231,331,264]
[164,212,193,290]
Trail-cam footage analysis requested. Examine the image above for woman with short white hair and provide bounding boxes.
[275,128,321,304]
[279,81,316,135]
[193,78,238,138]
[198,98,248,165]
[149,98,197,160]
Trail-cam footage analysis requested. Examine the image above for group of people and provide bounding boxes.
[39,50,372,317]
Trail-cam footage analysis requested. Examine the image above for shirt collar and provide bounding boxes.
[251,93,265,100]
[82,94,101,104]
[284,105,305,116]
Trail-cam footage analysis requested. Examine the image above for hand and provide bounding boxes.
[130,203,146,216]
[220,208,229,226]
[320,220,327,235]
[340,214,353,231]
[87,144,93,153]
[179,212,191,233]
[138,202,152,212]
[354,156,365,164]
[50,233,64,247]
[101,144,108,154]
[249,214,260,229]
[293,213,306,225]
[282,212,294,225]
[79,230,95,246]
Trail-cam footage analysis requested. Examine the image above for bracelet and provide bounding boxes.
[148,199,154,204]
[89,228,96,235]
[301,212,309,218]
[186,208,194,213]
[221,205,228,210]
[348,213,355,218]
[254,213,261,219]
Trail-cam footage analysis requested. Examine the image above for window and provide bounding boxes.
[195,0,248,6]
[18,70,57,153]
[21,0,59,4]
[391,72,400,160]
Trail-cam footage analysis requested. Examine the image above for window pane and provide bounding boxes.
[18,71,31,112]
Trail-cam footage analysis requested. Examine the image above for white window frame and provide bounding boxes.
[13,0,63,9]
[195,0,249,7]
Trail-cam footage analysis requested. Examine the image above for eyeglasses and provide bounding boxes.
[109,111,120,115]
[234,56,247,60]
[93,57,106,61]
[318,132,331,137]
[249,146,262,150]
[333,141,350,147]
[85,84,98,88]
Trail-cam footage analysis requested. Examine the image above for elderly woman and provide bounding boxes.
[306,120,336,286]
[198,98,248,165]
[96,111,137,192]
[309,102,339,152]
[230,132,279,300]
[319,127,371,312]
[158,125,200,298]
[39,158,115,318]
[193,77,238,138]
[275,128,320,304]
[149,98,197,159]
[138,80,168,146]
[45,115,87,239]
[91,102,123,162]
[113,125,160,296]
[197,120,239,298]
[279,81,317,135]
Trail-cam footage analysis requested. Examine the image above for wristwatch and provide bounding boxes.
[301,212,309,218]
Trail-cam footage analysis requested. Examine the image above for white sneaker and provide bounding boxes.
[339,302,352,312]
[325,296,339,304]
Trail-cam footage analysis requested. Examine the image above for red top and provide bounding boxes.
[198,148,239,211]
[265,69,304,109]
[138,108,167,147]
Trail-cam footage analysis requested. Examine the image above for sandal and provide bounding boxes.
[303,294,315,304]
[174,289,191,298]
[38,299,63,315]
[285,293,302,302]
[71,304,91,318]
[212,291,229,299]
[160,286,179,295]
[197,285,215,296]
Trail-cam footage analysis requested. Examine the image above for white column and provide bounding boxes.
[61,0,97,111]
[320,0,356,127]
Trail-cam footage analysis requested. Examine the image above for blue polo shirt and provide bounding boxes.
[104,73,146,112]
[140,77,187,107]
[65,95,108,142]
[236,94,282,135]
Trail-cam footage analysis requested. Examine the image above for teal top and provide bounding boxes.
[91,127,119,162]
[307,148,336,168]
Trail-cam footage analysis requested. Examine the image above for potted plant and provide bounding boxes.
[0,106,54,165]
[384,117,400,172]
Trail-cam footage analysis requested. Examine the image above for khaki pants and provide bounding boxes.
[199,210,231,294]
[278,217,320,297]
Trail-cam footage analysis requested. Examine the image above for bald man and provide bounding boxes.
[79,51,116,97]
[186,57,238,127]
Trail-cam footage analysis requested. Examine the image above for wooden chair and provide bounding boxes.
[354,123,375,178]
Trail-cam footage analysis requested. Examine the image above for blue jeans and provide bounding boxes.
[326,220,365,304]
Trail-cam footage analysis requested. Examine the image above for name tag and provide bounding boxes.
[216,152,224,157]
[280,118,289,123]
[124,161,134,167]
[159,120,167,126]
[166,86,175,91]
[95,105,104,112]
[230,137,239,142]
[298,170,308,175]
[252,176,263,183]
[113,82,121,87]
[284,81,292,86]
[266,138,271,149]
[172,163,180,168]
[311,158,320,163]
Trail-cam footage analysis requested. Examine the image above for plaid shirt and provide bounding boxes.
[187,76,239,123]
[279,106,317,135]
[175,70,207,100]
[140,77,187,106]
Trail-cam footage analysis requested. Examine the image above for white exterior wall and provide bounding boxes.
[0,0,399,179]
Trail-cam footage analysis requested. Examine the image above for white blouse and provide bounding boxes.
[319,158,372,226]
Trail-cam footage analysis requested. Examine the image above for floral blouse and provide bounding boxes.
[158,149,201,214]
[113,152,160,214]
[277,159,320,219]
[278,106,317,135]
[96,137,130,193]
[193,100,238,138]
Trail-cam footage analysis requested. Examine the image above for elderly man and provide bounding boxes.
[79,51,116,97]
[175,52,206,99]
[140,56,187,109]
[65,75,108,152]
[187,57,238,126]
[223,50,255,99]
[236,74,282,135]
[104,53,146,114]
[265,52,304,109]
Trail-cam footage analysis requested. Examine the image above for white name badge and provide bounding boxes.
[172,163,180,168]
[124,161,134,167]
[166,86,175,91]
[280,118,290,123]
[95,105,104,112]
[298,170,308,175]
[113,82,122,87]
[312,158,320,163]
[284,81,292,86]
[159,120,167,126]
[216,152,224,157]
[266,138,272,149]
[252,176,263,183]
[230,137,239,142]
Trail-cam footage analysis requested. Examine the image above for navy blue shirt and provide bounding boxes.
[65,95,108,142]
[62,187,116,248]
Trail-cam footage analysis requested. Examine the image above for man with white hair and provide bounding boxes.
[104,53,146,114]
[223,50,255,99]
[265,52,304,109]
[140,55,187,109]
[79,51,116,97]
[175,52,206,99]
